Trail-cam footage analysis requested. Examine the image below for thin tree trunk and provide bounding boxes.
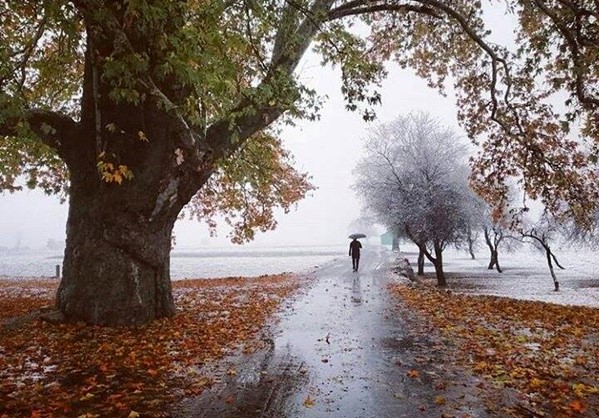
[433,243,446,287]
[417,249,425,275]
[494,250,502,273]
[487,256,496,270]
[546,248,559,291]
[484,227,496,270]
[467,227,475,259]
[392,236,399,252]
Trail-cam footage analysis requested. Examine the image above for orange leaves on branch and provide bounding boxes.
[184,131,315,244]
[96,161,134,184]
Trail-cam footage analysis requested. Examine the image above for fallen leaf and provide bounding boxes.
[79,393,95,401]
[407,369,419,378]
[303,395,316,408]
[569,399,586,414]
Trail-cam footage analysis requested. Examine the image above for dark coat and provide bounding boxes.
[349,240,362,258]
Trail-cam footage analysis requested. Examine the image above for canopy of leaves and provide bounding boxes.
[183,131,315,243]
[0,0,321,239]
[1,0,599,230]
[357,0,599,226]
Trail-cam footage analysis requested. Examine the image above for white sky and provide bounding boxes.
[0,59,459,250]
[1,2,515,250]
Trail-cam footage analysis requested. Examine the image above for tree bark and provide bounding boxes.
[467,226,476,259]
[432,242,447,287]
[57,205,176,325]
[484,227,503,272]
[417,249,425,275]
[484,227,495,269]
[546,248,559,291]
[494,250,502,273]
[55,95,205,325]
[487,249,502,273]
[487,254,496,270]
[417,242,447,287]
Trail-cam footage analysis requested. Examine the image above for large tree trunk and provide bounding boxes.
[56,178,177,325]
[56,95,205,325]
[52,6,286,326]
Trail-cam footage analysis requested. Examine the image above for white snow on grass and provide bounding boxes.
[397,243,599,308]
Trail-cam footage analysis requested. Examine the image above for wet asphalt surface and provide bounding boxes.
[173,246,492,418]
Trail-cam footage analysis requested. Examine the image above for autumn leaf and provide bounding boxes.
[79,393,95,401]
[407,369,419,378]
[569,400,586,414]
[303,395,316,408]
[0,275,301,417]
[389,283,599,415]
[127,411,140,418]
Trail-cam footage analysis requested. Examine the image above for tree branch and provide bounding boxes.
[327,2,441,20]
[0,108,77,152]
[531,0,599,109]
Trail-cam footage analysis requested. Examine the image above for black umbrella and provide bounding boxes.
[348,233,366,239]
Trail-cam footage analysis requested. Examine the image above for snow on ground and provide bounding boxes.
[398,243,599,308]
[1,243,598,309]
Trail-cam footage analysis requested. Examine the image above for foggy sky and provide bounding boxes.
[0,57,459,250]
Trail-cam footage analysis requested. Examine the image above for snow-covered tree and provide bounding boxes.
[354,112,474,286]
[520,212,565,291]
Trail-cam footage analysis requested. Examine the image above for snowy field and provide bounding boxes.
[0,245,347,279]
[398,243,599,308]
[2,242,598,309]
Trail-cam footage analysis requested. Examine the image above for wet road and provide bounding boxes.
[173,246,488,417]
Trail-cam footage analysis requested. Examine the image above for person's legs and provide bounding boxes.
[355,256,360,271]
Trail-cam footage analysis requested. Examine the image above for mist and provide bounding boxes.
[0,56,459,251]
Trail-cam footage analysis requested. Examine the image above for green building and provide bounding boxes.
[380,231,399,251]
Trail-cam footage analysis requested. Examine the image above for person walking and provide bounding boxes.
[349,238,362,272]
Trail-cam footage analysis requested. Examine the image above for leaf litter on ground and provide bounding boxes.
[389,281,599,417]
[0,274,302,417]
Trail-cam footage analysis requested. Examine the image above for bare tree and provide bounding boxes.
[520,212,565,291]
[354,112,475,287]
